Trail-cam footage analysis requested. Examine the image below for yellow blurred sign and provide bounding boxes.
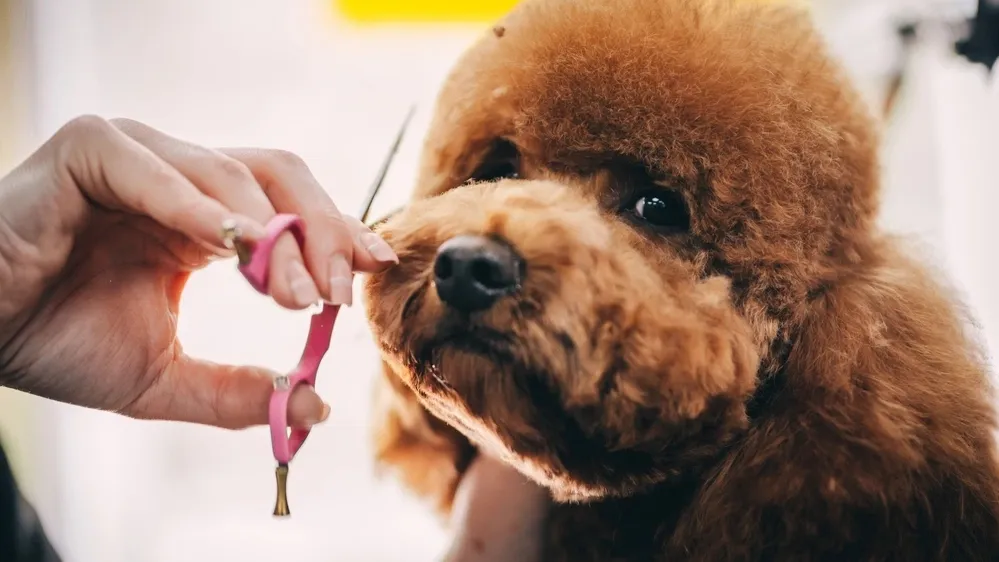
[336,0,520,23]
[335,0,807,24]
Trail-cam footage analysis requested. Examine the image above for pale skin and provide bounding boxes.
[0,115,547,560]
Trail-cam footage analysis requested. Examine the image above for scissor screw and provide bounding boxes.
[274,375,290,391]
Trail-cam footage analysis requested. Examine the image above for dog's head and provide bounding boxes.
[363,0,879,502]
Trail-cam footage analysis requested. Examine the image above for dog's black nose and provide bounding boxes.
[434,235,522,312]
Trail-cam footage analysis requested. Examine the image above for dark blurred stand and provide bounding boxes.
[955,0,999,70]
[884,0,996,118]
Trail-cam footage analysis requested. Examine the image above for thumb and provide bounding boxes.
[126,354,329,430]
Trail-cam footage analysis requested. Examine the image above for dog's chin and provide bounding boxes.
[382,319,668,502]
[397,327,541,466]
[372,284,713,502]
[411,327,513,387]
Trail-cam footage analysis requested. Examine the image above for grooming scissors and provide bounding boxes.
[221,107,414,517]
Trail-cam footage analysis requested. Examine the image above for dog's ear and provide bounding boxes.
[779,249,996,454]
[661,249,999,560]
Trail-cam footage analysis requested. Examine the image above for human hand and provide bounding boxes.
[0,115,398,429]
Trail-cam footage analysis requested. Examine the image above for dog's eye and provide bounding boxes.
[633,192,690,232]
[466,139,520,184]
[471,160,519,182]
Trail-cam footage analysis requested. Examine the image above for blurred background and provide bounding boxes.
[0,0,996,560]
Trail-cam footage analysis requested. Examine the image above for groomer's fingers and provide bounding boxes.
[220,147,399,306]
[127,355,329,430]
[53,115,265,253]
[343,215,402,274]
[109,118,320,311]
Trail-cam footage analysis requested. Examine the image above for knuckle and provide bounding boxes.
[59,114,114,140]
[343,214,370,234]
[318,204,348,227]
[315,208,354,247]
[148,162,181,189]
[172,197,207,221]
[214,155,257,186]
[106,116,143,134]
[127,164,182,216]
[341,213,362,228]
[262,148,308,171]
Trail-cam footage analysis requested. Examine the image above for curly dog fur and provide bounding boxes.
[361,0,999,559]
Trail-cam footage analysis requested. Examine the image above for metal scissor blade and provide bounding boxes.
[358,105,417,224]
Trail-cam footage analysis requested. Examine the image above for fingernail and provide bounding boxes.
[360,232,399,264]
[302,403,331,428]
[328,254,354,306]
[288,261,320,307]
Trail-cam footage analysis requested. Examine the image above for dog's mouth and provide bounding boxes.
[408,315,516,389]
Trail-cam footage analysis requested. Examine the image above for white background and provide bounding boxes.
[0,0,997,560]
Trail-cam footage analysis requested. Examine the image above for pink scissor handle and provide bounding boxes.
[236,214,340,465]
[268,305,338,464]
[237,214,304,294]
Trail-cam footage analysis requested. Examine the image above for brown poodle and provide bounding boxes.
[361,0,999,559]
